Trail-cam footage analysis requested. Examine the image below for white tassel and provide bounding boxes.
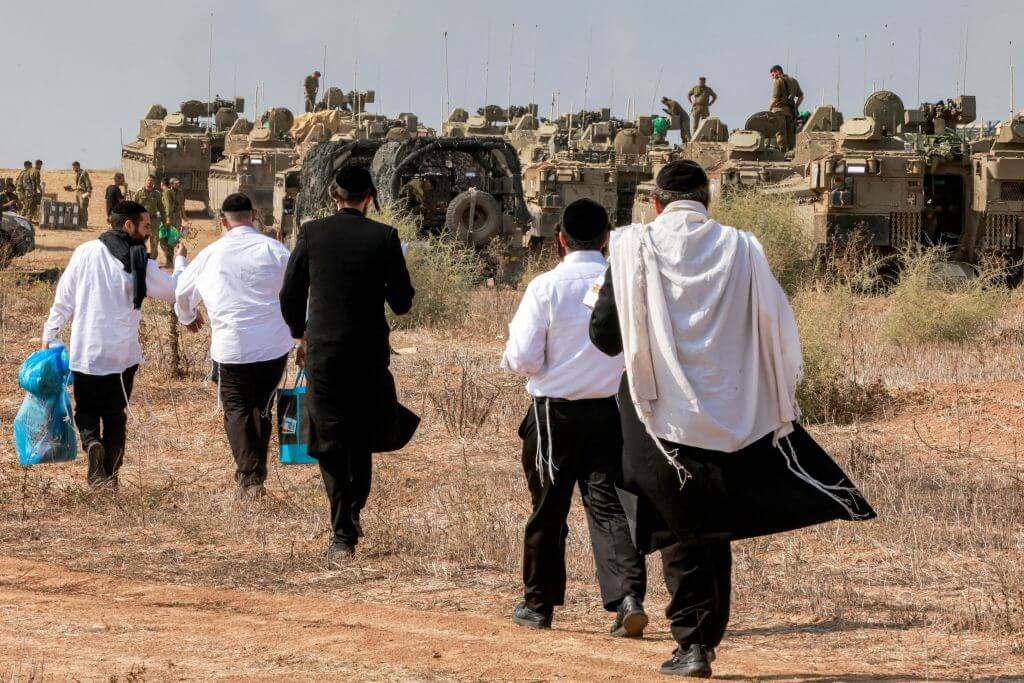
[532,398,558,485]
[777,435,870,520]
[120,372,138,422]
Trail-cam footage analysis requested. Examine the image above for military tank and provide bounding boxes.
[121,97,244,208]
[805,91,1024,271]
[207,108,299,227]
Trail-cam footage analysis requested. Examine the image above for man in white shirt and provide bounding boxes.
[43,200,187,487]
[176,193,293,500]
[501,198,647,637]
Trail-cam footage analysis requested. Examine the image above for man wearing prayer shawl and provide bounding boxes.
[589,160,876,678]
[279,166,418,564]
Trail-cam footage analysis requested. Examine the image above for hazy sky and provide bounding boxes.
[3,0,1022,168]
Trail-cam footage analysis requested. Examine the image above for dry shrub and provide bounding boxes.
[383,206,484,329]
[428,357,500,436]
[881,247,1010,345]
[713,190,816,294]
[792,256,891,424]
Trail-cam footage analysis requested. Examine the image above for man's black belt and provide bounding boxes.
[535,395,616,405]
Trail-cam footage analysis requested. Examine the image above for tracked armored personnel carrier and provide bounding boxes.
[806,91,1024,270]
[208,108,299,226]
[121,97,244,207]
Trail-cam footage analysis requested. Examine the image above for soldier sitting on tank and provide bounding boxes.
[398,176,435,230]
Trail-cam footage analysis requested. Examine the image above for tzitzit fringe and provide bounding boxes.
[532,398,557,485]
[777,435,871,520]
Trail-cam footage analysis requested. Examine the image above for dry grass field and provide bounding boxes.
[0,177,1022,680]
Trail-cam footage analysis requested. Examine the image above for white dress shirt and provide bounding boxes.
[501,250,624,400]
[174,225,293,365]
[42,240,186,375]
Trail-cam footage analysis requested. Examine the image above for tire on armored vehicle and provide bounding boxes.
[445,189,502,247]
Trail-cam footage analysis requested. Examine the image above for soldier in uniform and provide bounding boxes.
[398,176,435,230]
[161,178,184,267]
[28,160,45,223]
[687,77,717,134]
[304,70,321,113]
[1,180,19,214]
[133,174,165,259]
[14,161,32,218]
[768,65,804,152]
[64,161,92,228]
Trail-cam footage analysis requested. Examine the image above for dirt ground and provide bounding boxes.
[1,179,1023,681]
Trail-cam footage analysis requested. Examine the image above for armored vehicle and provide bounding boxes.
[522,121,653,241]
[442,104,539,139]
[273,110,429,240]
[121,97,244,207]
[805,92,1024,270]
[208,108,299,227]
[371,137,530,247]
[279,139,385,247]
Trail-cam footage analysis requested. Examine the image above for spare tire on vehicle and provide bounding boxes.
[445,189,502,247]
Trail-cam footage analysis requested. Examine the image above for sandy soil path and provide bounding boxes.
[0,556,966,682]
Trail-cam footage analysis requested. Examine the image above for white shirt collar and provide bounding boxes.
[562,250,607,266]
[660,200,708,217]
[225,225,259,237]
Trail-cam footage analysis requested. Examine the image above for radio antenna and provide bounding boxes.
[1011,41,1016,118]
[207,10,214,124]
[650,65,664,116]
[862,34,868,101]
[443,31,451,119]
[484,22,491,104]
[835,33,841,114]
[582,27,592,114]
[352,12,360,93]
[531,24,539,107]
[321,45,327,92]
[508,23,515,117]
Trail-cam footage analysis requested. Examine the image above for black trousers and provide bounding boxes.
[661,541,732,648]
[520,397,646,613]
[72,365,138,485]
[218,354,288,487]
[318,450,373,547]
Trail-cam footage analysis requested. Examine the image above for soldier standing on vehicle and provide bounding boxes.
[133,174,164,259]
[66,161,91,228]
[397,176,434,228]
[304,70,321,113]
[15,161,32,218]
[687,77,717,133]
[768,65,804,152]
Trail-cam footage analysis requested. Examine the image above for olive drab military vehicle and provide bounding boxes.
[792,105,845,167]
[805,91,1024,271]
[370,137,530,248]
[521,116,654,242]
[121,97,244,207]
[272,104,430,241]
[207,108,299,227]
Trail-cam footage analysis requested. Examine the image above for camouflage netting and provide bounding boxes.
[295,139,384,221]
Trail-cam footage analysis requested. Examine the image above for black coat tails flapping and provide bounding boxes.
[279,208,418,456]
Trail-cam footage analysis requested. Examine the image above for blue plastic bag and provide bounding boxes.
[277,370,316,465]
[13,346,77,466]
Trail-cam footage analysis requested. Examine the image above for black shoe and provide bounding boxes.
[511,602,552,630]
[610,595,648,638]
[660,644,713,678]
[325,541,355,566]
[85,441,106,487]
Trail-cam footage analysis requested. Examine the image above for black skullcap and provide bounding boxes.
[656,160,709,193]
[222,193,253,212]
[334,165,375,194]
[561,198,609,241]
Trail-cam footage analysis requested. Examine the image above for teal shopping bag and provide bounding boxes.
[277,370,316,465]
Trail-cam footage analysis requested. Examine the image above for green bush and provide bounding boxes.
[713,190,816,294]
[381,206,484,329]
[881,247,1010,345]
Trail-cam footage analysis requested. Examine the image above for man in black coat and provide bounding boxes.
[279,166,417,562]
[590,160,875,678]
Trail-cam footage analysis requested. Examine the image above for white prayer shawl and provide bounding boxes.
[609,200,803,461]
